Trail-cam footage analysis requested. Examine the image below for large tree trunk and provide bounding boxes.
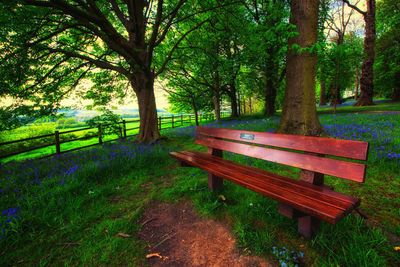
[277,0,324,136]
[212,56,221,122]
[264,54,279,116]
[192,98,200,126]
[331,42,343,106]
[264,74,277,116]
[213,90,221,122]
[355,0,375,106]
[133,73,161,143]
[392,88,400,101]
[230,96,239,118]
[228,83,239,118]
[330,83,342,106]
[229,93,239,118]
[319,79,327,105]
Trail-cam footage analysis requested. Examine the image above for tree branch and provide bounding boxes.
[107,0,128,28]
[27,23,82,47]
[181,67,213,89]
[45,47,131,77]
[25,56,71,91]
[148,0,164,55]
[23,0,145,69]
[155,19,209,76]
[154,0,187,47]
[342,0,366,16]
[56,63,95,102]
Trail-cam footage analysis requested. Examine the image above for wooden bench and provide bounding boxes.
[169,126,369,238]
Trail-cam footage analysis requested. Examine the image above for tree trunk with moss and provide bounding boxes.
[352,0,376,106]
[133,72,161,143]
[192,98,200,126]
[392,88,400,101]
[228,86,239,118]
[264,75,277,116]
[277,0,324,136]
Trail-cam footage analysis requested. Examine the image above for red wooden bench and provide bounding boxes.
[169,126,369,238]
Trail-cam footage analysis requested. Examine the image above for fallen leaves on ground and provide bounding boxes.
[118,233,131,238]
[146,253,162,259]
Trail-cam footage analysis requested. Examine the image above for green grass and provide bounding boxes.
[1,110,399,266]
[1,139,176,266]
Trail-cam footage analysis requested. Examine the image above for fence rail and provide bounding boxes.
[0,112,229,161]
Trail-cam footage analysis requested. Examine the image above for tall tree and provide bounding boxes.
[375,0,400,101]
[241,0,290,116]
[162,1,244,121]
[160,73,212,126]
[316,0,330,106]
[277,0,324,136]
[343,0,376,106]
[325,0,360,106]
[0,0,209,142]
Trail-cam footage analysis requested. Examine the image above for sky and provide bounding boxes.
[325,0,367,39]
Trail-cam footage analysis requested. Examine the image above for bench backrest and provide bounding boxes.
[195,126,369,183]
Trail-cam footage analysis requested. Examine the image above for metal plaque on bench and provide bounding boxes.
[240,133,254,140]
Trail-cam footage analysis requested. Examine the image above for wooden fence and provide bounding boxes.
[0,112,229,161]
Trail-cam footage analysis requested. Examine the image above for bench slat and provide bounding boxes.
[196,126,369,161]
[170,151,355,224]
[180,150,360,208]
[178,151,359,214]
[195,136,366,182]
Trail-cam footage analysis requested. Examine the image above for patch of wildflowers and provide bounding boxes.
[0,138,169,240]
[272,245,304,267]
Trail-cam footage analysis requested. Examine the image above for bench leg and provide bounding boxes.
[298,169,322,238]
[208,174,223,191]
[278,203,303,219]
[298,216,320,238]
[207,147,223,190]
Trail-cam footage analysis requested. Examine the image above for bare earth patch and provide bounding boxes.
[138,202,272,267]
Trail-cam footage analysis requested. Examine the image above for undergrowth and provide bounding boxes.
[1,113,399,266]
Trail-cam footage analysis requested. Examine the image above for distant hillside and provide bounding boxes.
[57,109,168,121]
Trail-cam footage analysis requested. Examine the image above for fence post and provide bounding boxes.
[158,116,161,130]
[189,114,191,124]
[181,114,183,126]
[172,115,174,128]
[122,120,127,139]
[55,131,61,155]
[98,124,103,144]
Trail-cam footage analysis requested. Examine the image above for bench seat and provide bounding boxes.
[169,126,369,237]
[170,150,361,225]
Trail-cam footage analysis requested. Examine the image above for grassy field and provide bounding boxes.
[1,110,399,266]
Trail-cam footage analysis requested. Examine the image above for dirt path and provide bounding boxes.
[138,202,272,267]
